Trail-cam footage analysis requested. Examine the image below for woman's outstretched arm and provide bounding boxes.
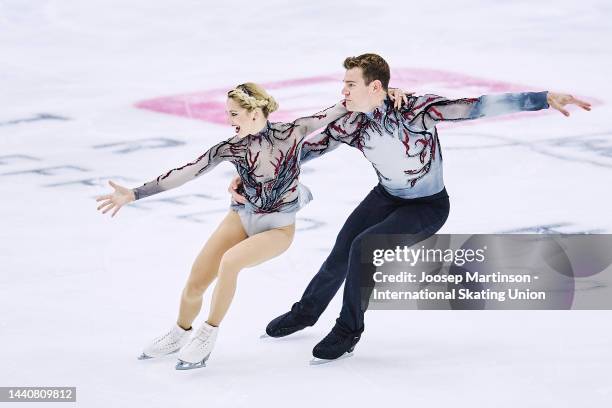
[95,138,236,217]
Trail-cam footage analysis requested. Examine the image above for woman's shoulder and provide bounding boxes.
[268,121,294,131]
[222,133,250,145]
[266,121,302,139]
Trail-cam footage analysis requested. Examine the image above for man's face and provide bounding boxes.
[342,67,372,112]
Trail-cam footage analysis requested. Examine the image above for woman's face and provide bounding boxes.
[226,97,255,137]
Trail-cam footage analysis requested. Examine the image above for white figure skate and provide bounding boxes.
[175,322,219,370]
[138,323,192,360]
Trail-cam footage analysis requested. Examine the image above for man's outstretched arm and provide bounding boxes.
[406,91,591,129]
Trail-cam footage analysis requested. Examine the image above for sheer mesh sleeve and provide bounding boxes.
[132,138,236,200]
[300,111,368,163]
[291,100,349,136]
[404,91,549,130]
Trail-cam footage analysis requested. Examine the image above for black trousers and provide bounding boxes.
[296,184,450,333]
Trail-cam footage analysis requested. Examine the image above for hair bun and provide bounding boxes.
[265,96,278,114]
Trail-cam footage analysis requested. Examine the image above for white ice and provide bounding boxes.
[1,0,611,407]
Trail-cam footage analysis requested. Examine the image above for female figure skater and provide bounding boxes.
[94,83,407,369]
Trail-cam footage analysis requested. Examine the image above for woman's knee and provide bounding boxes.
[218,251,242,279]
[183,280,207,299]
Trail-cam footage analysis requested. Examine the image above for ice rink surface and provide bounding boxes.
[1,0,611,406]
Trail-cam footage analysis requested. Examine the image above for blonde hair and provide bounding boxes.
[227,83,279,118]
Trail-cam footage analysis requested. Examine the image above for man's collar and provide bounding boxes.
[364,96,391,119]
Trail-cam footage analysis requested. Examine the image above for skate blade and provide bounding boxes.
[309,352,353,365]
[175,358,208,370]
[137,349,180,360]
[259,333,270,339]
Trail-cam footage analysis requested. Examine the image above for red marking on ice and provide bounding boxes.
[135,75,339,124]
[135,68,600,127]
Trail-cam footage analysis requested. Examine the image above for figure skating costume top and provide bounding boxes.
[132,102,349,213]
[301,92,549,199]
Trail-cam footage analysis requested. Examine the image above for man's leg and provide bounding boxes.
[265,185,396,337]
[340,196,450,332]
[297,187,396,317]
[312,194,450,359]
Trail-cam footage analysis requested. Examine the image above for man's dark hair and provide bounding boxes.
[343,53,390,90]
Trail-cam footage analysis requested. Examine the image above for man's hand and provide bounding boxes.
[228,175,247,204]
[547,92,591,117]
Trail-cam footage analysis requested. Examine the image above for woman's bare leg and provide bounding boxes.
[176,211,247,329]
[206,224,295,326]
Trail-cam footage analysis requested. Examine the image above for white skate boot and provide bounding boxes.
[175,322,219,370]
[138,323,192,360]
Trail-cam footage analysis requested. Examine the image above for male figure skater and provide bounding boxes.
[230,53,591,361]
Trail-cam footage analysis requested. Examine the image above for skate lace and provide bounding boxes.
[159,327,187,346]
[193,325,213,343]
[153,329,174,344]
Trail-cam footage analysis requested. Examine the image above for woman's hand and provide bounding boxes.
[388,88,413,109]
[228,176,248,204]
[546,92,592,117]
[95,180,135,217]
